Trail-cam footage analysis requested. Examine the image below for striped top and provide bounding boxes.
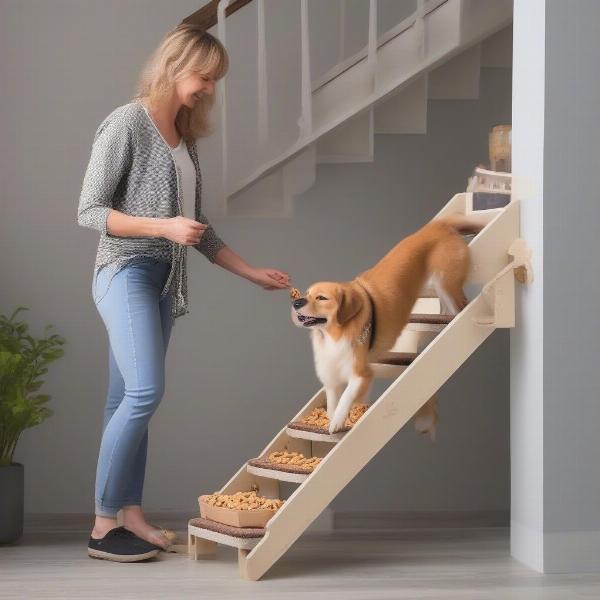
[77,99,227,319]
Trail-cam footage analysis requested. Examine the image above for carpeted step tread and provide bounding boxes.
[287,420,351,434]
[247,457,314,475]
[188,517,265,538]
[409,313,454,325]
[375,352,418,366]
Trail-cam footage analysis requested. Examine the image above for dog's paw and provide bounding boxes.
[328,413,347,434]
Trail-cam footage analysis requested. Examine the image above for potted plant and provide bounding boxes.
[0,306,65,544]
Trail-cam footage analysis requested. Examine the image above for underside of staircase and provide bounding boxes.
[195,0,513,218]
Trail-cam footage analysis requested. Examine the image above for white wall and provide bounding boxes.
[512,0,600,573]
[510,0,545,573]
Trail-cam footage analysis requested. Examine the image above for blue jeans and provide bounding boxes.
[91,257,174,517]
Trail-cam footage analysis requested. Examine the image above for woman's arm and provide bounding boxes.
[103,216,289,289]
[212,245,253,280]
[77,116,132,236]
[104,210,207,243]
[104,210,164,237]
[213,245,290,290]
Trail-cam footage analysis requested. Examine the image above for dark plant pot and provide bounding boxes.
[0,463,24,544]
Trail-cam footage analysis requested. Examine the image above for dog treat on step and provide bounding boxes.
[346,403,369,425]
[202,490,284,511]
[300,404,369,429]
[267,450,322,471]
[289,287,301,300]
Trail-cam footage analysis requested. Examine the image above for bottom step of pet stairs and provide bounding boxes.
[188,517,265,552]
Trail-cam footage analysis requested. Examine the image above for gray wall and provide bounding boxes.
[0,1,511,517]
[544,1,600,567]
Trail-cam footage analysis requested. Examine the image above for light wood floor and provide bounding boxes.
[2,522,599,599]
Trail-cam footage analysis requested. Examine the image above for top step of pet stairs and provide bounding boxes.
[187,191,533,579]
[199,0,512,218]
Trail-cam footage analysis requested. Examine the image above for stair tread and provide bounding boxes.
[247,457,315,476]
[408,313,455,325]
[375,352,418,366]
[188,517,265,538]
[287,420,352,434]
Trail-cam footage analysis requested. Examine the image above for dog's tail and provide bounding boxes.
[435,213,487,236]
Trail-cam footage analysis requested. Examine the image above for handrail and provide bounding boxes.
[182,0,253,29]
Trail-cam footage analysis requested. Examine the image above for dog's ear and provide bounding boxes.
[336,285,363,325]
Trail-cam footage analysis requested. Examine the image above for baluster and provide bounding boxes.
[298,0,312,140]
[368,0,378,93]
[257,0,269,162]
[217,0,234,197]
[415,0,426,59]
[338,0,346,65]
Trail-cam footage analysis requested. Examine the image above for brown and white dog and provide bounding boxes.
[291,215,484,435]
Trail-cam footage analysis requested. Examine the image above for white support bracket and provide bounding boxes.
[473,238,534,328]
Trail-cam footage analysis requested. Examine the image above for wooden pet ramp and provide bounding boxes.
[188,193,532,580]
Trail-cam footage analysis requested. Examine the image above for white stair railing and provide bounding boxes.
[202,0,511,217]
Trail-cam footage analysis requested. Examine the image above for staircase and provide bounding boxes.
[184,0,524,581]
[193,0,513,218]
[187,191,533,580]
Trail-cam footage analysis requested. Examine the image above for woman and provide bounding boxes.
[78,23,291,562]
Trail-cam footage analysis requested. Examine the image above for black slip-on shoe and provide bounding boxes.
[88,526,162,562]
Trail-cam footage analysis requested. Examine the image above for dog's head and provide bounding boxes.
[290,282,364,330]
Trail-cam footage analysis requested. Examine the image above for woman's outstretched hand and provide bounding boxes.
[248,267,291,291]
[211,246,291,291]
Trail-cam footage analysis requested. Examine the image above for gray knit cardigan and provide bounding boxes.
[77,99,227,319]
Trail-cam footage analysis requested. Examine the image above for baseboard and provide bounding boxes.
[23,512,189,534]
[24,509,508,534]
[334,509,510,530]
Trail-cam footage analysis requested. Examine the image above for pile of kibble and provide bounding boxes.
[300,404,369,429]
[202,490,284,511]
[266,450,321,471]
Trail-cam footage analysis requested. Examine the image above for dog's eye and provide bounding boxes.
[316,295,328,301]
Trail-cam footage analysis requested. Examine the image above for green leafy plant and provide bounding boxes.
[0,307,65,467]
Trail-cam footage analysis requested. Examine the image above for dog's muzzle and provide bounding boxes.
[291,298,327,328]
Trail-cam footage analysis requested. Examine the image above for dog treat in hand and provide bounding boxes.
[267,450,322,471]
[289,287,301,300]
[202,490,284,511]
[300,404,369,429]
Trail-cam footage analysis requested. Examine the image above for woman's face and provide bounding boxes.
[176,70,216,108]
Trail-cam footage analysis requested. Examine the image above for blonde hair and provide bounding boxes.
[133,23,229,142]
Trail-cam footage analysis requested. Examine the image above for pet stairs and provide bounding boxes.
[188,192,532,580]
